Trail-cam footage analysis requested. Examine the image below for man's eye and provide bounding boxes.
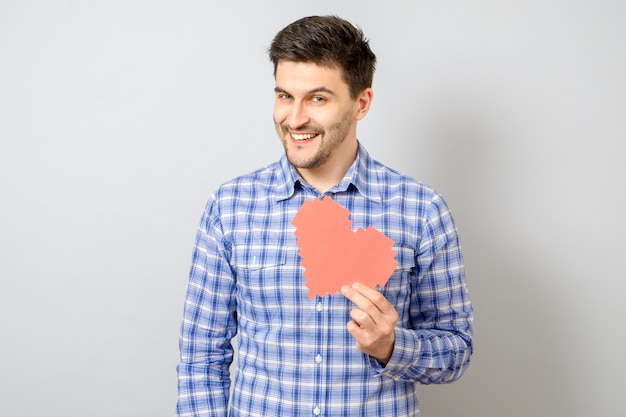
[312,96,326,103]
[278,93,292,100]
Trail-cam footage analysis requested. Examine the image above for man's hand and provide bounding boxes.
[341,282,398,365]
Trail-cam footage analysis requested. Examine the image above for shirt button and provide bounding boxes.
[313,406,321,415]
[315,354,322,364]
[316,302,323,312]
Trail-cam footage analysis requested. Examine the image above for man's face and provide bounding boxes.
[273,61,364,172]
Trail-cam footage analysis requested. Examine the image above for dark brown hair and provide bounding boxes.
[268,15,377,99]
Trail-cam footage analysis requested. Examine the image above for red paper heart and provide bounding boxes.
[292,196,398,299]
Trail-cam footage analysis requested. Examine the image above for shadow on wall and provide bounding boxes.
[409,109,581,417]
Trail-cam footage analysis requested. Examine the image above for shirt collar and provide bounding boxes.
[273,155,301,201]
[274,142,383,203]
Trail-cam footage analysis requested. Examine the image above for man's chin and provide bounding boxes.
[287,153,321,170]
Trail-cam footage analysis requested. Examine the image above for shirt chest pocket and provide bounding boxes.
[393,246,416,272]
[231,247,287,271]
[231,246,290,322]
[380,246,416,319]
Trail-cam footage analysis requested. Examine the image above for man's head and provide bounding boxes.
[269,15,377,99]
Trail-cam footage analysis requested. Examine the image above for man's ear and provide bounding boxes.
[355,88,374,121]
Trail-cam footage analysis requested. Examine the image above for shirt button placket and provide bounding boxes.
[313,298,324,416]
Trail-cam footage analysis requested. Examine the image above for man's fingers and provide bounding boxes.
[341,282,393,316]
[349,306,372,326]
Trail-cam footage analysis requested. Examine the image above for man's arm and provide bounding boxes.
[343,193,473,384]
[176,198,237,416]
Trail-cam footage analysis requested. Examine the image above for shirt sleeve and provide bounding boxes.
[176,196,237,416]
[374,192,474,384]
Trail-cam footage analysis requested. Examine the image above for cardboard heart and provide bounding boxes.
[292,196,398,299]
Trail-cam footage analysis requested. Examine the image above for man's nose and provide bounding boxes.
[287,101,309,128]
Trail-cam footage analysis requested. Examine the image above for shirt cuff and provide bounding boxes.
[369,327,448,380]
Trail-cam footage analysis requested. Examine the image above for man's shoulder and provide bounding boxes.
[369,159,453,221]
[213,160,285,198]
[367,156,436,197]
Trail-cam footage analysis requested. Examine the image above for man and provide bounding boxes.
[176,15,473,417]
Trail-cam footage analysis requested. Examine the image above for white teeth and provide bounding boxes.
[292,133,317,140]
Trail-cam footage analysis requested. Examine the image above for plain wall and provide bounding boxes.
[1,1,624,416]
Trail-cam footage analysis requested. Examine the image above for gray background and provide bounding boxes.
[1,1,625,416]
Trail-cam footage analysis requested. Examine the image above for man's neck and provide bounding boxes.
[297,145,358,194]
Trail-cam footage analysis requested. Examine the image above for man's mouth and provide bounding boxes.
[291,133,319,141]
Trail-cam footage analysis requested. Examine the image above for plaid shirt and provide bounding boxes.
[176,144,473,416]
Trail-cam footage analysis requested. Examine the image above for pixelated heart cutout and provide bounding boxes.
[292,196,398,299]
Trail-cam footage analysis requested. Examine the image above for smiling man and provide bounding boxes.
[176,15,473,417]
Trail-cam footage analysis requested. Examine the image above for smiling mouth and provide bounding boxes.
[291,133,319,141]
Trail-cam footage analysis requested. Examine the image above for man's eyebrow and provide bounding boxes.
[274,86,336,95]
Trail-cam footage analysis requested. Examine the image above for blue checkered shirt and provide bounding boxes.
[176,144,473,416]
